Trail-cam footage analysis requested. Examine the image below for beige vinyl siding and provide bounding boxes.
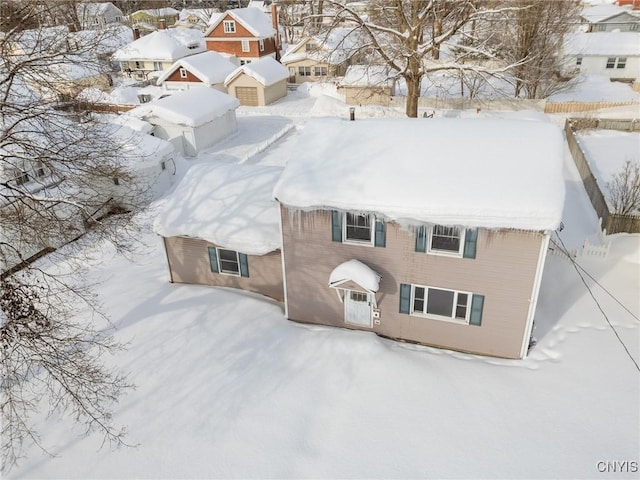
[226,74,286,106]
[280,208,546,359]
[163,236,284,301]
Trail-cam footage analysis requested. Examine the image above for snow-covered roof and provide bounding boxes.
[154,163,283,254]
[581,4,633,22]
[281,28,363,65]
[71,25,133,55]
[329,259,382,293]
[156,51,237,85]
[132,8,180,18]
[224,56,288,86]
[564,31,640,56]
[273,118,566,231]
[128,88,239,127]
[112,28,205,61]
[207,7,275,38]
[77,2,122,18]
[108,123,175,169]
[339,65,395,88]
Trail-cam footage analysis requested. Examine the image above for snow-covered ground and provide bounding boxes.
[8,93,640,479]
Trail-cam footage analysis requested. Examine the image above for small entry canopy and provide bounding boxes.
[329,259,381,293]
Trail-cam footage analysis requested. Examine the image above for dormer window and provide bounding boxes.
[223,20,236,33]
[179,67,187,78]
[305,42,317,52]
[187,42,198,50]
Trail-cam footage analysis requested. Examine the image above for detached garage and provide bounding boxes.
[225,56,289,106]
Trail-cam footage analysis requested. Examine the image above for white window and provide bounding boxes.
[241,39,250,52]
[314,66,328,77]
[576,56,582,66]
[179,67,187,78]
[223,20,236,33]
[298,66,311,76]
[33,161,45,178]
[606,57,626,69]
[216,248,240,275]
[259,39,264,52]
[153,61,162,70]
[428,225,465,256]
[343,213,373,245]
[12,169,29,186]
[410,284,472,324]
[134,61,143,69]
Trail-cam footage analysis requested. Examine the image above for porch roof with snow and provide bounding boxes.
[128,88,239,127]
[154,163,283,255]
[273,118,565,231]
[156,51,237,86]
[329,260,381,293]
[224,56,289,87]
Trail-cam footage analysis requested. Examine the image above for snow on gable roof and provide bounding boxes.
[112,28,204,61]
[581,4,631,23]
[207,7,275,38]
[340,65,395,88]
[128,88,239,127]
[133,7,179,18]
[224,56,288,87]
[273,118,565,231]
[154,163,283,255]
[156,51,237,85]
[281,28,363,65]
[564,31,640,56]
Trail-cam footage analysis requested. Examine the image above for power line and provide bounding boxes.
[549,238,639,322]
[553,232,640,373]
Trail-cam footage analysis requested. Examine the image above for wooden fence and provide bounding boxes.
[564,119,640,234]
[545,100,640,114]
[389,96,546,111]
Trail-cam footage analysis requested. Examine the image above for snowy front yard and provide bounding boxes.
[8,99,640,478]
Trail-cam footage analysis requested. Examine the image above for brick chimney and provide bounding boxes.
[271,3,281,61]
[158,18,166,30]
[133,27,140,40]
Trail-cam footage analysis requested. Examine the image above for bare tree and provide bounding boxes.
[323,0,522,117]
[0,1,156,472]
[493,0,581,99]
[607,160,640,216]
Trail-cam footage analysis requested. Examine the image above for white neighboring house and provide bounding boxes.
[76,2,125,30]
[563,31,640,83]
[128,88,240,157]
[224,56,289,106]
[156,51,238,92]
[112,28,205,80]
[580,4,640,32]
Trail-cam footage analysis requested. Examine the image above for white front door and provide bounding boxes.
[344,290,372,327]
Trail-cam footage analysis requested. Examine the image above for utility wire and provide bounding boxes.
[549,238,639,322]
[553,232,640,373]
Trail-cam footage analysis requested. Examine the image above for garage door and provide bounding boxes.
[236,86,259,106]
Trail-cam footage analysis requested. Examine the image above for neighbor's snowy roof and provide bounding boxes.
[154,163,283,254]
[112,28,205,61]
[156,51,237,85]
[564,32,640,56]
[207,7,275,38]
[72,26,133,55]
[128,88,239,127]
[340,65,395,88]
[132,8,179,18]
[76,2,122,17]
[225,56,289,86]
[329,259,382,293]
[281,28,363,65]
[581,4,634,23]
[273,118,566,231]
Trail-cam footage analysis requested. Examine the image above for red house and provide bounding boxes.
[204,6,280,65]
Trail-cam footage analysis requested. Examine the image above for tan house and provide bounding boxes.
[272,118,566,359]
[338,65,396,106]
[281,28,363,84]
[204,6,280,65]
[224,56,289,106]
[154,163,284,301]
